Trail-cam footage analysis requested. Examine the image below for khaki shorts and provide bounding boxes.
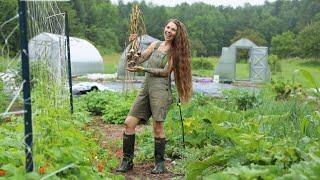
[128,79,173,122]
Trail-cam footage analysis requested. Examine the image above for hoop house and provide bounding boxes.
[29,32,104,76]
[214,38,271,83]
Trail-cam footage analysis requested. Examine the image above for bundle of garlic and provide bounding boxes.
[126,4,146,67]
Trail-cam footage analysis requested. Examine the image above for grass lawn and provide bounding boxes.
[102,53,121,74]
[101,54,319,88]
[236,62,249,80]
[192,69,215,77]
[272,58,320,88]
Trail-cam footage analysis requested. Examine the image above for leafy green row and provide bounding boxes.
[78,90,137,124]
[132,87,320,179]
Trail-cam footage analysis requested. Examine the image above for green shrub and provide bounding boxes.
[235,91,259,111]
[223,89,260,111]
[102,99,132,124]
[279,153,320,179]
[268,54,282,74]
[102,91,136,124]
[297,22,320,58]
[192,57,214,70]
[271,80,304,100]
[79,91,136,124]
[294,69,320,98]
[82,91,109,115]
[271,31,297,58]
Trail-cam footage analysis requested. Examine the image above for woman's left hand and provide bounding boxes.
[125,66,144,72]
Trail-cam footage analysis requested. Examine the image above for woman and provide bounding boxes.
[116,19,192,174]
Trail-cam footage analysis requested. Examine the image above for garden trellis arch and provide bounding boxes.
[214,38,271,83]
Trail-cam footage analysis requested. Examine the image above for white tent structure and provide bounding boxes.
[214,38,271,83]
[29,32,104,76]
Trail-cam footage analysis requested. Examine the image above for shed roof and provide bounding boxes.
[230,38,258,49]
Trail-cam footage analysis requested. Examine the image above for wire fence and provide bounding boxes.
[1,0,71,172]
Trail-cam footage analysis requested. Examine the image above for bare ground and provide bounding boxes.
[92,118,184,180]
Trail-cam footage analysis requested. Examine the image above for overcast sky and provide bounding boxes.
[110,0,277,8]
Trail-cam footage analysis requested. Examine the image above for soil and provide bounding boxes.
[92,118,184,180]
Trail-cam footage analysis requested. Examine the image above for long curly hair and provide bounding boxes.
[167,19,192,103]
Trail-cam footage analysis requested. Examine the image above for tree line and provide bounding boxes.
[0,0,319,58]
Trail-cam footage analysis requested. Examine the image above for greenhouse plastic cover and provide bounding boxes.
[29,32,104,76]
[214,38,270,82]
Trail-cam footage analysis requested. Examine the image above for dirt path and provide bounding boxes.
[92,118,183,179]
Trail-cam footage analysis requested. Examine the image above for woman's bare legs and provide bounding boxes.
[153,121,165,138]
[124,116,140,134]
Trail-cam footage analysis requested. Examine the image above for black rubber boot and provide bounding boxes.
[151,138,166,174]
[116,133,135,173]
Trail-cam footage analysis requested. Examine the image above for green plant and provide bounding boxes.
[296,21,320,58]
[135,126,154,161]
[72,84,319,179]
[159,90,319,179]
[235,91,259,111]
[78,90,136,124]
[102,99,132,124]
[271,80,303,100]
[0,97,124,178]
[83,91,109,115]
[0,55,124,178]
[278,153,320,179]
[270,31,297,58]
[192,57,215,70]
[294,69,320,98]
[269,54,282,74]
[222,89,260,111]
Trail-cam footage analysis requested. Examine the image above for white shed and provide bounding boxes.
[29,32,104,76]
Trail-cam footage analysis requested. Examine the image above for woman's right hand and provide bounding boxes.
[129,34,138,42]
[126,66,144,72]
